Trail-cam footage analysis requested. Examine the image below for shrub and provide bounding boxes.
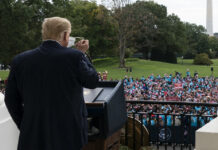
[193,53,213,65]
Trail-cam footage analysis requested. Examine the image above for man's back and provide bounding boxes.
[5,41,98,150]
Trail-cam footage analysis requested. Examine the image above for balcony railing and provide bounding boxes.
[123,100,218,150]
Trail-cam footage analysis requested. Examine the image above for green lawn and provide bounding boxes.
[93,58,218,80]
[0,70,9,80]
[0,58,217,80]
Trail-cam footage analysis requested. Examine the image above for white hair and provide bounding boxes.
[42,17,71,41]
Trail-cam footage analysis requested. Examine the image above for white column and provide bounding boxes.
[206,0,213,36]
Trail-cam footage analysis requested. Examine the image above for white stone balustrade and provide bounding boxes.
[195,117,218,150]
[0,93,19,150]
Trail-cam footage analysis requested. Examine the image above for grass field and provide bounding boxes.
[0,58,217,80]
[0,70,9,80]
[93,57,218,80]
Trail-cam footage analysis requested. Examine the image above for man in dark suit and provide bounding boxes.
[5,17,98,150]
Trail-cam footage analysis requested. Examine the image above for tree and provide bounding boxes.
[162,14,187,63]
[125,1,159,59]
[105,0,133,68]
[122,1,186,63]
[68,1,118,58]
[208,36,218,58]
[0,0,36,64]
[184,23,209,59]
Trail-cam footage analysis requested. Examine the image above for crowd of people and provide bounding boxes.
[124,72,217,103]
[123,71,218,127]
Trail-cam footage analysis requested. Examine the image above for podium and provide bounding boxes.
[83,81,127,150]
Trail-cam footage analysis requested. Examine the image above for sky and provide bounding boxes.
[96,0,218,33]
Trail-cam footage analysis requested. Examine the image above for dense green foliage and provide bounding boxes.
[0,0,117,64]
[0,0,218,66]
[193,53,213,65]
[126,2,187,64]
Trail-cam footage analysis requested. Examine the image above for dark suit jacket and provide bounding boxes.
[5,41,98,150]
